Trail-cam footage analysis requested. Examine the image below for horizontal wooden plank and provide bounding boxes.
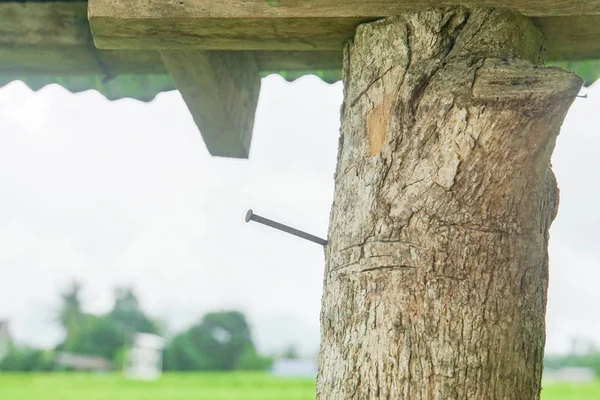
[90,17,368,51]
[533,16,600,60]
[0,2,342,74]
[0,2,342,76]
[1,2,89,47]
[88,1,600,61]
[89,0,600,18]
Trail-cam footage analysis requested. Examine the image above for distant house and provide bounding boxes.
[0,320,10,360]
[124,333,165,381]
[271,359,318,378]
[543,367,596,383]
[55,352,112,372]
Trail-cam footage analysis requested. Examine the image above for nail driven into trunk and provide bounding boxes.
[245,209,328,246]
[318,8,582,399]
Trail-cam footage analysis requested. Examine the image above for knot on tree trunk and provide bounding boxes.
[319,7,582,400]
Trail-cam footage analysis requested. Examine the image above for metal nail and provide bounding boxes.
[245,209,327,246]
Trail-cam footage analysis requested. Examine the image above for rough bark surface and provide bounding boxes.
[318,8,582,400]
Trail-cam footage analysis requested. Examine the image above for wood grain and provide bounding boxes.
[90,17,368,51]
[88,1,600,61]
[319,9,581,399]
[0,3,342,75]
[161,51,261,158]
[89,0,600,18]
[533,16,600,60]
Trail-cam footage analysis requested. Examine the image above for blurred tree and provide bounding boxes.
[164,311,271,371]
[57,281,84,340]
[191,311,252,370]
[0,344,54,372]
[108,287,160,347]
[235,346,273,371]
[281,345,300,360]
[544,352,600,377]
[56,283,160,364]
[164,334,212,371]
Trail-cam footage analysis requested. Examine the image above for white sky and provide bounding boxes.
[0,75,598,356]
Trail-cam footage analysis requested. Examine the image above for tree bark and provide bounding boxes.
[318,8,582,400]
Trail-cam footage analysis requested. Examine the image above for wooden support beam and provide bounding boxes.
[0,2,342,76]
[91,16,367,51]
[161,51,261,158]
[0,2,164,76]
[89,0,600,18]
[534,16,600,60]
[89,0,600,61]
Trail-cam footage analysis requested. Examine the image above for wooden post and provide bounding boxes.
[318,8,582,399]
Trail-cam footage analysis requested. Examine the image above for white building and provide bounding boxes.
[0,320,10,360]
[271,359,318,378]
[124,333,165,380]
[543,367,596,383]
[55,352,112,372]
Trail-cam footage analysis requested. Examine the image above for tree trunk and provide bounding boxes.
[318,8,582,400]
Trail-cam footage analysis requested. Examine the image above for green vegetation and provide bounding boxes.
[0,373,314,400]
[1,282,272,373]
[542,381,600,400]
[545,352,600,378]
[163,311,271,371]
[0,374,597,400]
[55,283,161,364]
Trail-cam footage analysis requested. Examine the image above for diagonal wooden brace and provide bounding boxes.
[161,50,261,158]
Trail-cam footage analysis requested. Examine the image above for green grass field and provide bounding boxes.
[0,373,598,399]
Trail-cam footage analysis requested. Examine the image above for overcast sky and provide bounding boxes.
[0,75,598,356]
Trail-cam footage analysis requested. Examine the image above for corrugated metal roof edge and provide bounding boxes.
[0,70,343,102]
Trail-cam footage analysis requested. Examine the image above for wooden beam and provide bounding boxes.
[91,16,367,51]
[533,16,600,60]
[0,2,166,76]
[2,1,89,47]
[89,0,600,18]
[0,1,338,75]
[88,1,600,61]
[0,2,341,75]
[161,51,261,158]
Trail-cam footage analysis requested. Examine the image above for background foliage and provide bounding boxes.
[0,282,272,372]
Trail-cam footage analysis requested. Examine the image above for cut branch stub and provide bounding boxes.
[161,50,261,158]
[319,8,582,399]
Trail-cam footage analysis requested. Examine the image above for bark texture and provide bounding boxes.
[318,8,582,400]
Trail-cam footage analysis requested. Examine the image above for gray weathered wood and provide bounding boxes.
[0,2,342,75]
[161,51,261,158]
[90,16,367,51]
[88,0,600,61]
[535,16,600,60]
[89,0,600,18]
